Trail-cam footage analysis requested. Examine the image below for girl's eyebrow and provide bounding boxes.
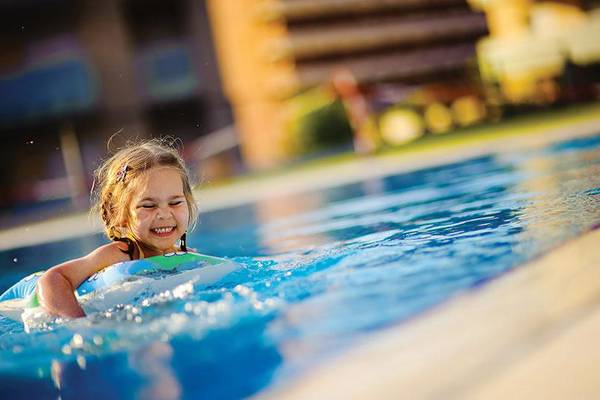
[138,194,185,202]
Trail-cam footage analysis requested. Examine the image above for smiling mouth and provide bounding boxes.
[150,226,176,236]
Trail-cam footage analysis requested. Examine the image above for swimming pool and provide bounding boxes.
[1,132,599,399]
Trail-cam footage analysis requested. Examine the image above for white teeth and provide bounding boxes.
[152,227,174,234]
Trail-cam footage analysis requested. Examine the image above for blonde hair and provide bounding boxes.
[92,138,198,241]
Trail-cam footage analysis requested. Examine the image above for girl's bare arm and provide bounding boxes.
[37,242,129,318]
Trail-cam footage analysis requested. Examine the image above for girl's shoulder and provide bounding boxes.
[87,242,132,265]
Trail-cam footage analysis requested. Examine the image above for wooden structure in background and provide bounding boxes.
[208,0,488,169]
[206,0,299,169]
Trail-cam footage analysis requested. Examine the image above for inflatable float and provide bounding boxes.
[0,252,239,324]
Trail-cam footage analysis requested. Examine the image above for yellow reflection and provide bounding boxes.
[256,193,329,254]
[505,144,600,243]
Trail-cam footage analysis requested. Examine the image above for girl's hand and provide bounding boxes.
[37,270,85,318]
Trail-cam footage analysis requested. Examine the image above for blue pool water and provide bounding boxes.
[1,133,600,399]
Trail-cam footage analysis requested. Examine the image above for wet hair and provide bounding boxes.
[91,138,198,241]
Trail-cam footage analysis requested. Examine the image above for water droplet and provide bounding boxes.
[92,336,104,346]
[51,361,62,389]
[71,334,84,348]
[12,258,17,263]
[264,298,276,307]
[76,355,86,370]
[234,284,252,296]
[61,344,72,355]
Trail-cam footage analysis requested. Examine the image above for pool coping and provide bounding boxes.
[1,104,600,252]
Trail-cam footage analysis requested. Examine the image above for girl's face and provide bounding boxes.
[128,166,190,256]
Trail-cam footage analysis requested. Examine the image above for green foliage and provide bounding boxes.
[285,88,353,155]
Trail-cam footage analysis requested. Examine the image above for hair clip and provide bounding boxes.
[116,163,130,183]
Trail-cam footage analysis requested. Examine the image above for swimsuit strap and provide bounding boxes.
[114,237,135,260]
[118,234,147,260]
[180,232,187,252]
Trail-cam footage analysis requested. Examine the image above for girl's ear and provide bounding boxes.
[115,225,126,237]
[116,222,133,238]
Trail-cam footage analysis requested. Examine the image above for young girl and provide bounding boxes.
[36,139,198,319]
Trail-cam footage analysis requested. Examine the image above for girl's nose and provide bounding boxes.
[157,207,171,219]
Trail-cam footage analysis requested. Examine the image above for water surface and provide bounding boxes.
[1,133,599,399]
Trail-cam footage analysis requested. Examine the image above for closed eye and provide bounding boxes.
[139,204,156,209]
[169,200,184,206]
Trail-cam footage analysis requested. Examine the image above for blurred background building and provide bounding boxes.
[0,0,233,223]
[1,0,599,225]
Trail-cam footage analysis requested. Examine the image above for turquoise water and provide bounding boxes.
[1,133,599,399]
